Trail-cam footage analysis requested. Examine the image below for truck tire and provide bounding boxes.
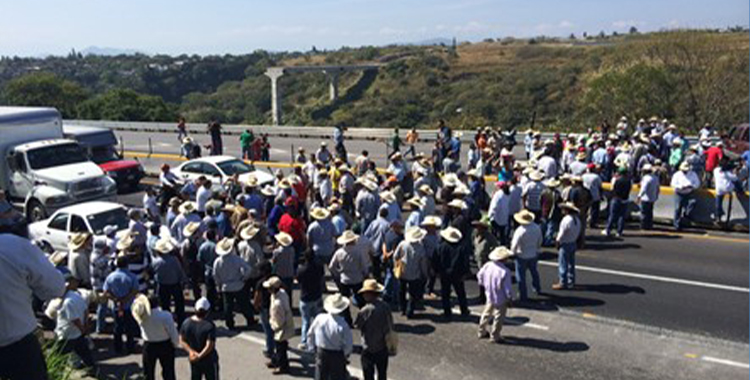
[27,200,47,222]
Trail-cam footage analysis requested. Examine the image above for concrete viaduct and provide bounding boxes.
[264,64,380,125]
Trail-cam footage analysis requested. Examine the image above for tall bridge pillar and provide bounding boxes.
[265,68,285,126]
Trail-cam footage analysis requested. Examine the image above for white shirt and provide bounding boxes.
[143,193,159,218]
[139,308,179,346]
[508,184,523,214]
[582,173,602,202]
[714,168,738,196]
[556,214,581,244]
[307,313,353,356]
[196,186,212,212]
[488,190,510,226]
[55,290,88,341]
[511,223,543,260]
[319,178,333,204]
[538,156,558,179]
[638,174,660,203]
[670,170,700,195]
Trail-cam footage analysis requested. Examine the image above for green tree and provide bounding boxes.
[78,88,176,121]
[2,72,88,118]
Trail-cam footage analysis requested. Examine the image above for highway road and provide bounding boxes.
[96,129,750,379]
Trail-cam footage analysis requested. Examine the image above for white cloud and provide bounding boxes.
[558,20,574,29]
[612,20,647,29]
[668,19,680,28]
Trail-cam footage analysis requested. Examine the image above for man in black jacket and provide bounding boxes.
[436,227,470,320]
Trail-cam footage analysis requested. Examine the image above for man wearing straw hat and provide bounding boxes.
[603,166,631,238]
[271,232,296,304]
[404,197,425,228]
[436,226,470,319]
[511,210,543,302]
[152,238,187,326]
[671,161,701,231]
[171,201,201,244]
[329,230,370,324]
[104,253,140,354]
[68,232,92,288]
[488,181,510,245]
[355,279,393,380]
[307,293,354,380]
[477,246,514,343]
[213,237,256,330]
[264,276,294,375]
[308,207,337,265]
[393,226,429,319]
[522,170,546,221]
[355,177,381,232]
[553,203,582,290]
[132,294,179,380]
[180,297,219,380]
[53,267,96,373]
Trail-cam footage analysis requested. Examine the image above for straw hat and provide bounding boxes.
[183,136,194,144]
[420,215,442,228]
[614,156,629,169]
[560,202,580,213]
[357,178,378,191]
[468,168,482,178]
[116,233,134,252]
[310,207,331,220]
[417,184,434,195]
[262,276,283,289]
[489,246,513,262]
[380,191,396,204]
[405,226,427,243]
[336,230,359,245]
[440,227,462,243]
[514,210,535,225]
[358,279,384,294]
[275,232,293,247]
[131,294,151,324]
[545,178,561,188]
[471,215,490,227]
[240,225,260,241]
[245,175,259,188]
[576,151,587,161]
[216,237,235,255]
[327,201,342,212]
[153,238,175,255]
[407,197,425,208]
[68,232,90,251]
[390,152,403,161]
[571,175,583,183]
[183,221,201,238]
[679,161,690,172]
[453,184,470,196]
[277,179,291,190]
[324,293,351,314]
[320,141,328,147]
[442,173,459,187]
[642,164,653,173]
[260,185,275,197]
[179,201,197,214]
[529,170,544,181]
[447,199,467,210]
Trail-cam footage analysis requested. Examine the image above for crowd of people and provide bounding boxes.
[1,116,747,380]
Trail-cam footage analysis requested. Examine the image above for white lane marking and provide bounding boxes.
[452,307,550,331]
[237,333,371,380]
[701,356,750,369]
[537,261,749,293]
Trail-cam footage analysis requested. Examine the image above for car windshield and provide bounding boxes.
[90,146,120,164]
[86,207,128,235]
[217,159,252,176]
[27,143,88,170]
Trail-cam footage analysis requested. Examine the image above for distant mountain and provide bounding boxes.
[80,46,143,56]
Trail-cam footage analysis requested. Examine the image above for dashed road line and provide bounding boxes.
[537,261,749,293]
[700,356,750,369]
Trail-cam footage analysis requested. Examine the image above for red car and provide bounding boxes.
[63,125,144,191]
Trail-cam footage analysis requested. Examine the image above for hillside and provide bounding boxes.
[0,30,747,132]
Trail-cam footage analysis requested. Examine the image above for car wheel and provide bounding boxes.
[27,200,47,222]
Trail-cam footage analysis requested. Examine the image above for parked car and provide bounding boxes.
[63,125,145,191]
[171,155,275,187]
[28,201,129,252]
[723,123,749,157]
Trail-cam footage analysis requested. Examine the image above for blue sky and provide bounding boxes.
[0,0,747,56]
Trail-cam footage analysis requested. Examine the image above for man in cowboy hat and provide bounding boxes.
[553,203,582,290]
[522,170,546,221]
[180,221,203,300]
[379,191,401,224]
[213,237,255,331]
[179,297,219,380]
[68,232,92,288]
[488,181,511,245]
[171,201,201,244]
[271,232,296,305]
[54,268,97,372]
[636,164,660,230]
[436,227,470,319]
[264,276,294,374]
[329,230,370,321]
[392,225,429,319]
[511,210,543,302]
[316,141,332,164]
[363,208,391,281]
[670,161,701,231]
[198,230,220,311]
[477,246,514,343]
[603,166,631,238]
[308,207,337,265]
[420,216,442,300]
[307,293,354,380]
[132,294,179,380]
[417,184,436,216]
[151,238,187,326]
[104,254,140,354]
[404,197,425,228]
[355,279,394,380]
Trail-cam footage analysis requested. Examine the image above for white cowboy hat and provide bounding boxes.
[274,232,293,247]
[405,226,427,243]
[153,238,175,254]
[131,294,152,324]
[183,136,194,144]
[679,161,690,172]
[407,197,425,208]
[68,232,91,251]
[442,173,459,187]
[417,184,434,195]
[545,178,561,188]
[513,210,535,225]
[310,207,331,220]
[489,246,513,262]
[453,184,470,196]
[559,202,580,213]
[277,179,291,189]
[183,221,201,238]
[323,293,351,314]
[529,170,544,181]
[380,191,396,204]
[115,233,135,252]
[240,225,260,241]
[263,276,283,289]
[215,237,235,255]
[420,215,442,228]
[358,279,384,294]
[327,201,342,212]
[245,175,259,188]
[179,201,197,214]
[260,185,275,197]
[447,199,467,210]
[440,227,462,243]
[336,230,359,245]
[390,152,403,161]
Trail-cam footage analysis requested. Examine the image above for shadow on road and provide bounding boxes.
[501,336,590,353]
[574,283,646,295]
[537,293,606,308]
[394,322,436,335]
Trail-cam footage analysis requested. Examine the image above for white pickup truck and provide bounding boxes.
[0,107,117,221]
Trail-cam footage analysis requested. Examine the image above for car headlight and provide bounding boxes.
[46,195,71,206]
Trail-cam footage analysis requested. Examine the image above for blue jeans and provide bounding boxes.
[383,268,400,308]
[674,193,695,229]
[558,242,577,287]
[490,222,509,246]
[605,198,627,235]
[515,257,541,300]
[715,193,726,221]
[299,298,322,346]
[640,201,654,229]
[260,309,275,356]
[543,219,558,247]
[95,301,110,333]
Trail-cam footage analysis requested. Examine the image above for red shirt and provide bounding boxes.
[278,214,306,245]
[705,147,724,172]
